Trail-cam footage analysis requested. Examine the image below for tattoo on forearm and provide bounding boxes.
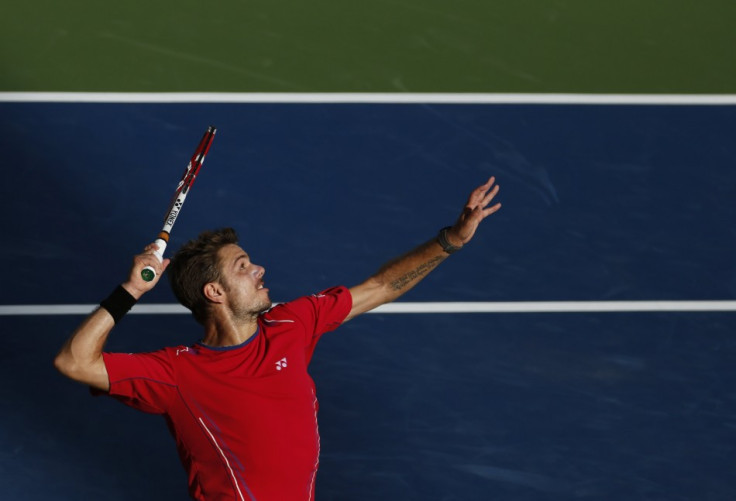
[390,256,444,291]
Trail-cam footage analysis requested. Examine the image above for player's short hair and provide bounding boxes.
[168,227,239,325]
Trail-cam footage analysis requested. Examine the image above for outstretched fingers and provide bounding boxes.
[467,177,494,206]
[468,177,501,217]
[452,177,502,245]
[481,200,502,218]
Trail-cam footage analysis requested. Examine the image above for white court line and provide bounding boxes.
[1,301,736,316]
[1,92,736,105]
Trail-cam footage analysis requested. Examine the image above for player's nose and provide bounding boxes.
[254,265,265,279]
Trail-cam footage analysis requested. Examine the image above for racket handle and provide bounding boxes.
[141,238,168,282]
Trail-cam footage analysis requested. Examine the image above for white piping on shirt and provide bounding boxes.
[198,417,247,501]
[308,388,320,501]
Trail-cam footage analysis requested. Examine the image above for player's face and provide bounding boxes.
[217,244,272,320]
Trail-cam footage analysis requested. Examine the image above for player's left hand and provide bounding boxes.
[447,177,502,246]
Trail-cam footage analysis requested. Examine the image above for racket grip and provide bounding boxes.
[141,238,168,282]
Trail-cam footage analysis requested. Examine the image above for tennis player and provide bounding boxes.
[54,177,501,501]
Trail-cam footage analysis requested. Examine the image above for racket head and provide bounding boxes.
[161,126,217,232]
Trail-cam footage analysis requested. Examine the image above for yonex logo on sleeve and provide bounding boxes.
[275,358,288,371]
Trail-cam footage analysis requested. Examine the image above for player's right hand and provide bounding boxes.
[123,243,171,298]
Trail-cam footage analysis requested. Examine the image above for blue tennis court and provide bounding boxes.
[1,98,735,499]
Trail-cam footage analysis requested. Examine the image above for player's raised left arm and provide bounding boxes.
[345,177,501,321]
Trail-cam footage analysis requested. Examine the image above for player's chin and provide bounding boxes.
[259,297,273,312]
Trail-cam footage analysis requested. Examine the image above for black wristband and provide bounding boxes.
[100,285,138,324]
[437,226,462,254]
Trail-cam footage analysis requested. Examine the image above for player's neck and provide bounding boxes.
[201,314,259,348]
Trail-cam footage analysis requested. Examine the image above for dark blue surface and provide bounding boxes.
[2,103,736,304]
[1,102,735,499]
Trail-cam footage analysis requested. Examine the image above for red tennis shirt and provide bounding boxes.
[100,286,352,501]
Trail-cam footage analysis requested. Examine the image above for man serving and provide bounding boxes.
[55,177,501,501]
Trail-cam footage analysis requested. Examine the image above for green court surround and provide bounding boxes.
[3,0,735,93]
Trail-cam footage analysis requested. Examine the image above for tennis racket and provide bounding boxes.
[141,126,217,282]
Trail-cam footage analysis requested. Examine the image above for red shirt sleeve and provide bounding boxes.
[276,286,353,354]
[100,349,177,415]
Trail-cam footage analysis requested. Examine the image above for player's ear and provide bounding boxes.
[203,282,225,304]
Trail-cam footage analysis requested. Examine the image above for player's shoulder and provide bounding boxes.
[260,301,300,324]
[261,286,351,330]
[263,287,349,317]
